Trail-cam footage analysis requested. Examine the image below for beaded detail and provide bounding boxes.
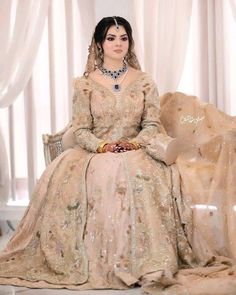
[99,63,127,80]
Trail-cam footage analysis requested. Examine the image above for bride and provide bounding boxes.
[0,16,236,295]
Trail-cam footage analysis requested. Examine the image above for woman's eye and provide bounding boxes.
[121,37,128,41]
[107,37,115,41]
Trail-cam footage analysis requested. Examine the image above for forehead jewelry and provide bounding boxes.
[113,17,119,31]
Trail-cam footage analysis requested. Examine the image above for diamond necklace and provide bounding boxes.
[99,63,128,80]
[102,68,129,92]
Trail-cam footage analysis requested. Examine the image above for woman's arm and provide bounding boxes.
[72,78,105,153]
[131,79,164,145]
[132,77,179,164]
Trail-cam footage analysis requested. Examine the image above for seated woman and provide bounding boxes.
[0,16,236,295]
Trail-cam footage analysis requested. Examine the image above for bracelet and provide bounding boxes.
[129,141,141,150]
[97,141,108,153]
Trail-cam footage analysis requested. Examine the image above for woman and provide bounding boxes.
[0,16,235,295]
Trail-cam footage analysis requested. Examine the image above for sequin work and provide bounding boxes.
[1,73,236,295]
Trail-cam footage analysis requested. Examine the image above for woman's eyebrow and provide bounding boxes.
[106,33,128,37]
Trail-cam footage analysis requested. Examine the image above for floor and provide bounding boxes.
[0,285,142,295]
[0,221,142,295]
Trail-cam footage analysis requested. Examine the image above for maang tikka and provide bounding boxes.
[113,17,119,31]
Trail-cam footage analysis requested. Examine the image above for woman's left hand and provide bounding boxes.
[115,141,138,152]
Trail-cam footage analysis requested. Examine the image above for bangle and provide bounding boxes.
[129,141,141,150]
[97,142,108,153]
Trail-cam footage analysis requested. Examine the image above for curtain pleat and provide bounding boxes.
[64,0,75,119]
[24,78,37,197]
[0,0,49,108]
[47,1,57,135]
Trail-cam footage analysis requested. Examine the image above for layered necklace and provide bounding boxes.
[99,63,128,92]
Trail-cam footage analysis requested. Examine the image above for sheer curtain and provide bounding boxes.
[131,0,193,95]
[0,0,235,205]
[0,0,49,107]
[178,0,236,115]
[191,0,229,111]
[0,0,49,204]
[0,127,9,205]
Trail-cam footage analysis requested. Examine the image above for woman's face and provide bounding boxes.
[101,25,129,62]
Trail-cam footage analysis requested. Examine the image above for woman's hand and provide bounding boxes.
[116,141,137,152]
[103,141,140,153]
[103,142,118,152]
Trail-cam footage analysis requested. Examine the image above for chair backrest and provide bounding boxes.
[42,123,72,166]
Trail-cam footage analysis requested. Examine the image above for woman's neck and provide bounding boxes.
[102,58,124,70]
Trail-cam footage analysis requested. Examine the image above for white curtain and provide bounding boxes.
[0,0,49,108]
[227,0,236,115]
[0,0,49,204]
[229,0,236,21]
[193,0,229,111]
[178,0,236,114]
[132,0,193,95]
[0,127,9,205]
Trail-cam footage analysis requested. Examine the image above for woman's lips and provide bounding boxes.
[114,49,123,53]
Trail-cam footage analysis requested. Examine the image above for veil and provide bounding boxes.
[84,36,141,77]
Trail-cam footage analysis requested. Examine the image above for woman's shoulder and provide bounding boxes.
[128,67,155,83]
[132,70,158,96]
[72,70,156,90]
[139,71,156,85]
[127,68,155,86]
[73,75,91,90]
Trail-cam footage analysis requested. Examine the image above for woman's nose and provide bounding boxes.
[115,39,121,46]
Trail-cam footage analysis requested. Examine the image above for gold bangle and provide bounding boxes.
[129,141,141,150]
[97,142,108,153]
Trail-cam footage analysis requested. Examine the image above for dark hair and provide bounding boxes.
[93,16,134,51]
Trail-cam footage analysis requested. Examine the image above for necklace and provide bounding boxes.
[113,69,128,91]
[99,63,128,80]
[107,68,129,92]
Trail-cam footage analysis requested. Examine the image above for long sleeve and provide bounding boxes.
[133,77,179,165]
[132,79,164,145]
[72,77,104,153]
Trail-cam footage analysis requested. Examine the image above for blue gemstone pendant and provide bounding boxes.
[113,84,121,92]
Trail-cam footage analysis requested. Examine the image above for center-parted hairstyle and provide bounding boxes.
[84,16,141,76]
[94,16,134,51]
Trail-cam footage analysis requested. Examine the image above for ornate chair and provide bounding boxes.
[42,123,74,166]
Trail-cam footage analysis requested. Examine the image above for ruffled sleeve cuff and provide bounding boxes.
[145,134,180,165]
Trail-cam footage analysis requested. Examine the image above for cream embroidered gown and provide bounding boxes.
[0,73,236,294]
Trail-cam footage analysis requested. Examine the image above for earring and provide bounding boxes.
[98,47,104,61]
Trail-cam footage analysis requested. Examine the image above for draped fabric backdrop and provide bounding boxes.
[0,0,235,204]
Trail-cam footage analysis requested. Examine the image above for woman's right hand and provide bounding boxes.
[103,142,118,152]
